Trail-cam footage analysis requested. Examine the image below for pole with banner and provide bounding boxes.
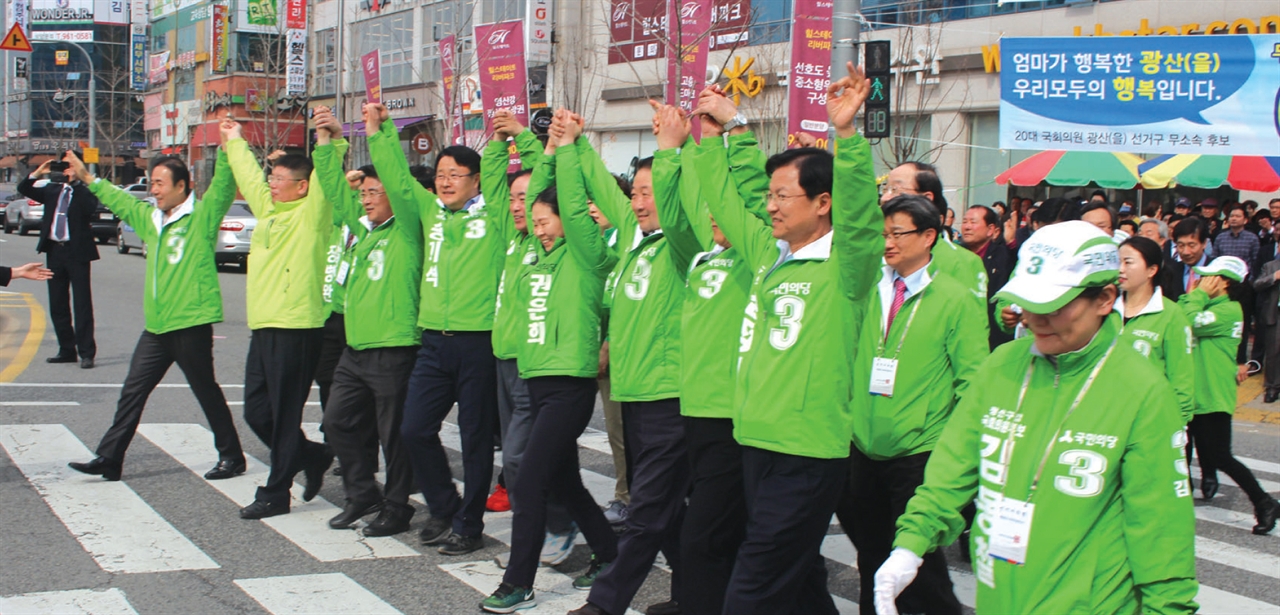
[664,0,709,141]
[439,35,462,146]
[361,50,382,104]
[785,0,833,149]
[284,0,307,96]
[475,19,529,171]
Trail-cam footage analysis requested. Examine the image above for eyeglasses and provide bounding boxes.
[880,185,918,196]
[767,192,808,204]
[882,228,923,241]
[437,172,476,183]
[267,176,304,185]
[359,190,386,199]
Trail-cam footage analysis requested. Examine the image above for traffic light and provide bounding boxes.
[863,40,891,139]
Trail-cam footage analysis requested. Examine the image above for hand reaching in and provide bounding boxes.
[827,61,871,139]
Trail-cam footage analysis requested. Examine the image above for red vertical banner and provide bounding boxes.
[475,19,529,171]
[664,0,710,141]
[786,0,833,149]
[285,0,307,29]
[361,50,382,104]
[439,35,463,146]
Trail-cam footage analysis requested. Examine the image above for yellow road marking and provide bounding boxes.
[0,293,46,382]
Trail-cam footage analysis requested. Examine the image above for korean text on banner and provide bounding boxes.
[664,0,710,141]
[286,0,307,29]
[475,19,530,132]
[362,50,382,104]
[211,4,230,74]
[286,29,307,96]
[999,35,1280,156]
[786,0,833,149]
[439,35,463,146]
[130,33,147,89]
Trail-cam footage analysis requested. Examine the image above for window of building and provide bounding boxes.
[421,0,476,84]
[480,0,522,24]
[748,0,791,46]
[174,68,196,101]
[237,33,284,73]
[314,28,336,95]
[176,24,197,54]
[355,9,416,89]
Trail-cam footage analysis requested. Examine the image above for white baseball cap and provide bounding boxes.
[995,221,1119,314]
[1194,255,1248,283]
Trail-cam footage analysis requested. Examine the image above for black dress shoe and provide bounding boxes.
[1254,498,1280,535]
[203,459,247,480]
[644,600,681,615]
[80,358,94,369]
[1266,391,1279,403]
[329,500,384,529]
[437,531,483,555]
[46,354,77,364]
[568,603,611,615]
[302,447,334,502]
[1201,476,1219,500]
[419,515,453,545]
[240,499,289,519]
[67,457,122,481]
[363,501,414,537]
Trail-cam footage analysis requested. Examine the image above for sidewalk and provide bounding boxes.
[1236,373,1280,425]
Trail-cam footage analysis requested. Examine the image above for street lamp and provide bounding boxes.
[32,39,96,174]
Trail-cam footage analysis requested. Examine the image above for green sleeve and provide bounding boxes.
[198,148,238,227]
[368,118,426,233]
[832,134,887,305]
[526,151,555,205]
[653,144,704,275]
[894,380,983,557]
[688,139,776,269]
[481,138,515,241]
[88,180,152,232]
[947,292,991,402]
[1178,289,1240,339]
[725,131,771,222]
[995,297,1017,335]
[674,139,713,249]
[313,138,359,227]
[225,138,273,217]
[1163,308,1197,423]
[1120,380,1200,614]
[556,145,617,273]
[574,136,634,237]
[514,130,543,168]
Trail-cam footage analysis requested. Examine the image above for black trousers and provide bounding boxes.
[679,416,746,615]
[400,330,496,537]
[243,327,327,505]
[589,398,689,615]
[322,345,417,506]
[45,245,94,359]
[835,447,961,615]
[96,324,242,464]
[1188,412,1272,506]
[314,312,346,410]
[505,376,618,588]
[724,447,846,615]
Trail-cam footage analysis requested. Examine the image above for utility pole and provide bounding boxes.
[33,40,96,174]
[333,0,344,125]
[832,0,861,71]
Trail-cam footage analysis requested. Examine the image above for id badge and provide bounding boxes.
[869,357,898,397]
[336,260,351,286]
[988,497,1034,566]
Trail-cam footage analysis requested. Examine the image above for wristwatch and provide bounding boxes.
[722,113,749,132]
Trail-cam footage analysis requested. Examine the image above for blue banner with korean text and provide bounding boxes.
[999,35,1280,156]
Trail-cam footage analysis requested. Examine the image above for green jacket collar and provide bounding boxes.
[1031,312,1121,377]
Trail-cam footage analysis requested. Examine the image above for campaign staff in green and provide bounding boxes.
[875,221,1198,615]
[62,147,246,483]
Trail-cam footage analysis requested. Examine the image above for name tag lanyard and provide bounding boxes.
[877,293,923,359]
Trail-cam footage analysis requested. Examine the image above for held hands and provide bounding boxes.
[792,131,819,148]
[827,61,872,139]
[219,116,243,144]
[694,84,740,129]
[10,262,53,281]
[550,108,582,147]
[265,149,288,163]
[649,100,690,150]
[491,109,524,141]
[363,103,389,138]
[63,150,94,184]
[872,547,924,615]
[312,106,342,143]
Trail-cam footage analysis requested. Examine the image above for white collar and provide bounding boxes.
[1117,287,1165,318]
[630,227,663,251]
[360,214,395,232]
[437,193,485,214]
[778,230,833,262]
[878,258,934,333]
[152,191,195,233]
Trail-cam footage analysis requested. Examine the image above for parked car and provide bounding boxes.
[5,198,44,235]
[117,200,254,271]
[0,192,18,230]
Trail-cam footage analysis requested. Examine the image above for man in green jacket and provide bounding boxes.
[224,118,334,520]
[1179,256,1280,534]
[309,105,423,537]
[62,148,245,483]
[369,109,499,557]
[839,194,987,615]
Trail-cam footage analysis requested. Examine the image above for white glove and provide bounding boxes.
[873,547,924,615]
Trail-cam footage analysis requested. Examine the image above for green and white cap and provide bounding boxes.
[995,221,1119,314]
[1194,256,1248,283]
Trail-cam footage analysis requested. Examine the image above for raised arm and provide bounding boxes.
[829,62,887,304]
[557,139,618,274]
[367,111,427,232]
[198,147,239,226]
[574,136,635,238]
[650,103,705,273]
[725,131,772,223]
[221,119,274,217]
[1178,285,1242,340]
[687,136,775,269]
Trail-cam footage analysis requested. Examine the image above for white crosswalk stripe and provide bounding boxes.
[1192,465,1280,494]
[0,588,138,615]
[235,573,403,614]
[0,424,219,573]
[137,423,420,561]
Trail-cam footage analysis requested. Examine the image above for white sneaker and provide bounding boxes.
[603,500,628,525]
[539,526,578,566]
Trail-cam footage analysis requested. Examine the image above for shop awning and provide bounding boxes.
[341,115,434,137]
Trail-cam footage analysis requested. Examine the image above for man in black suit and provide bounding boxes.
[1162,217,1213,304]
[18,158,101,368]
[959,205,1014,350]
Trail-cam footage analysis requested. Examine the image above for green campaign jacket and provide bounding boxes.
[315,136,422,350]
[932,234,988,305]
[894,315,1198,615]
[483,131,546,360]
[851,261,989,460]
[88,149,235,335]
[1119,290,1196,423]
[1179,287,1243,416]
[226,138,331,330]
[514,145,619,379]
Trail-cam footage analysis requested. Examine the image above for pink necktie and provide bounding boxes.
[886,278,907,334]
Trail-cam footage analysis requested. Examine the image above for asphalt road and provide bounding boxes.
[0,230,1277,615]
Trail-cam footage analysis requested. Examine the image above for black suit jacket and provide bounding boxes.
[982,240,1016,349]
[0,266,11,286]
[1162,255,1188,302]
[18,177,100,262]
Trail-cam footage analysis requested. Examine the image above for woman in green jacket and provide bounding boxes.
[1116,236,1196,423]
[481,110,620,614]
[875,221,1199,615]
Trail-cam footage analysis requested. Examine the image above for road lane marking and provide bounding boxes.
[0,424,219,573]
[1195,536,1280,579]
[235,573,402,615]
[137,423,419,562]
[0,588,138,615]
[0,292,45,383]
